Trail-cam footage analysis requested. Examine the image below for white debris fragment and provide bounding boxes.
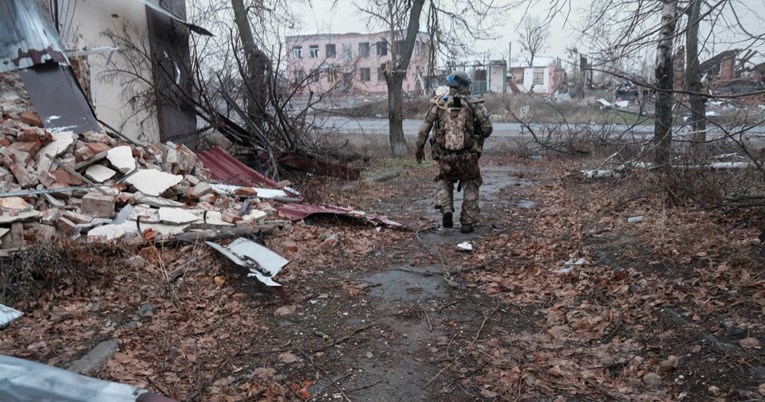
[37,131,75,161]
[206,237,289,286]
[84,165,117,183]
[125,169,182,196]
[457,241,473,252]
[242,209,267,223]
[558,257,586,273]
[158,207,200,225]
[87,224,126,242]
[106,146,136,173]
[0,304,23,326]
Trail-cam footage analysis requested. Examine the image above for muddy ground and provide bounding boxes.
[2,148,765,401]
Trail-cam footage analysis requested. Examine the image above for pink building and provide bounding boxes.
[285,31,432,95]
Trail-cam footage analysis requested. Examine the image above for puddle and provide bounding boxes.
[363,268,447,302]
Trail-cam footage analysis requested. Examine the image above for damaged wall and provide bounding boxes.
[56,0,161,143]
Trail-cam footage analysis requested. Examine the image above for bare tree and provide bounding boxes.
[685,0,706,155]
[654,0,678,171]
[519,16,550,67]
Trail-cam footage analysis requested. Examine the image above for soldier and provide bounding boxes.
[415,71,493,233]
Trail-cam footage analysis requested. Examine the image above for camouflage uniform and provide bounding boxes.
[416,88,493,229]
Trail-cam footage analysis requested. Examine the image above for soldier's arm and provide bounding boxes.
[416,104,438,151]
[475,103,493,139]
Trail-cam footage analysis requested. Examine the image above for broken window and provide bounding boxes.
[343,43,352,61]
[533,69,545,85]
[359,42,370,58]
[294,69,306,83]
[394,40,405,55]
[309,69,320,82]
[327,68,337,83]
[377,64,386,81]
[376,41,388,56]
[293,46,303,59]
[360,67,371,82]
[309,45,319,58]
[326,44,336,58]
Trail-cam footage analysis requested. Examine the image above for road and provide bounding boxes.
[317,116,765,146]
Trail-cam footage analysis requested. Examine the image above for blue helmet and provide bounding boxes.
[446,71,471,88]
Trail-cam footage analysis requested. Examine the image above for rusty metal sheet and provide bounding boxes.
[17,63,101,133]
[0,0,68,73]
[197,146,298,196]
[271,151,361,180]
[206,238,288,286]
[277,204,403,227]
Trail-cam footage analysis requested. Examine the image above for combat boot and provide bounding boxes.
[442,211,453,228]
[460,224,473,233]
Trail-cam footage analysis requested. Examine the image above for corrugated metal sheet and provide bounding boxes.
[197,146,285,190]
[0,0,68,73]
[277,204,403,227]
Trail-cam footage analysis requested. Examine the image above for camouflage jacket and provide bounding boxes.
[416,95,493,159]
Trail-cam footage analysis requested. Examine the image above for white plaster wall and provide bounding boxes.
[489,66,505,93]
[58,0,159,143]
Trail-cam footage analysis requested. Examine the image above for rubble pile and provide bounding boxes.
[0,114,278,249]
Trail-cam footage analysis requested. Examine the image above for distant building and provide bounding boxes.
[285,31,432,95]
[508,58,566,95]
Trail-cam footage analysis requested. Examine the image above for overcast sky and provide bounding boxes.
[293,1,765,69]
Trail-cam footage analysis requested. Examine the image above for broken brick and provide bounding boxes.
[8,139,42,155]
[62,210,93,224]
[10,163,36,188]
[19,111,43,127]
[41,209,61,225]
[81,193,116,218]
[35,224,57,242]
[53,169,84,186]
[56,217,77,234]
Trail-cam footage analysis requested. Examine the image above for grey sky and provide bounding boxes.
[294,1,765,71]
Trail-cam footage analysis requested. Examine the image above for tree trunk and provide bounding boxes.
[387,74,407,157]
[686,0,706,157]
[654,0,678,172]
[385,0,425,157]
[231,0,270,130]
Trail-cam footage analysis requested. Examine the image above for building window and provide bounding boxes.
[327,68,337,83]
[293,46,303,59]
[309,45,319,58]
[294,69,306,83]
[533,69,544,85]
[360,67,371,82]
[359,42,370,58]
[394,40,405,55]
[377,64,386,81]
[376,41,387,56]
[342,43,352,61]
[326,44,336,58]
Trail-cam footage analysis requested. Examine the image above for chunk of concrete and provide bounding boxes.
[242,209,267,223]
[125,169,182,196]
[128,205,160,223]
[134,194,184,208]
[37,131,75,161]
[67,339,119,375]
[87,225,126,242]
[0,197,32,210]
[158,207,200,225]
[84,165,117,183]
[0,210,41,224]
[189,182,213,198]
[106,146,136,174]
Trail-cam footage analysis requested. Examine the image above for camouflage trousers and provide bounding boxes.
[434,152,482,226]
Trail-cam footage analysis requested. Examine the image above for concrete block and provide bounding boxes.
[81,193,116,218]
[67,339,119,375]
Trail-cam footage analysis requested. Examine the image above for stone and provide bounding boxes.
[106,146,136,173]
[81,193,116,218]
[53,169,84,186]
[129,205,160,223]
[67,339,119,375]
[642,373,662,387]
[185,174,200,186]
[9,139,41,155]
[242,209,267,223]
[0,210,41,225]
[9,163,35,188]
[37,131,75,161]
[158,207,200,225]
[125,169,182,196]
[35,224,57,242]
[41,209,61,225]
[135,195,183,208]
[189,182,213,198]
[0,197,32,210]
[84,164,116,183]
[87,224,126,242]
[19,111,43,127]
[56,217,77,234]
[62,210,93,224]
